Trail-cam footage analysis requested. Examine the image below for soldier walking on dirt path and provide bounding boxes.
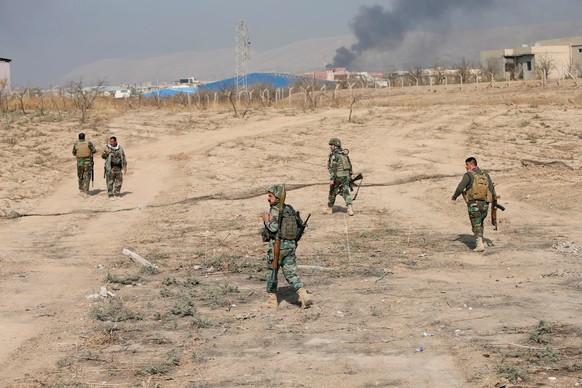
[451,157,496,252]
[101,136,127,200]
[326,138,354,215]
[72,132,97,197]
[261,185,312,309]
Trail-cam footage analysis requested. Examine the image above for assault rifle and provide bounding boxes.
[90,158,94,188]
[295,212,311,245]
[349,172,364,200]
[491,195,506,231]
[271,184,286,285]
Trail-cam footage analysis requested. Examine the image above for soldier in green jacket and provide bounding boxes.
[72,132,97,196]
[326,138,354,215]
[452,157,496,252]
[261,185,312,309]
[101,136,127,200]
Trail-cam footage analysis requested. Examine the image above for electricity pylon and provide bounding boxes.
[235,20,250,97]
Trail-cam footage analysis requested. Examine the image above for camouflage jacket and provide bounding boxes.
[102,145,127,172]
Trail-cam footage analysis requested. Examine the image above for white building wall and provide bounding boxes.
[0,59,11,92]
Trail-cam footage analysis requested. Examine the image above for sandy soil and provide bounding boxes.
[1,81,581,387]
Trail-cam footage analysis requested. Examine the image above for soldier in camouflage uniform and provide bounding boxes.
[261,185,312,309]
[101,136,127,200]
[452,157,496,252]
[327,138,354,215]
[72,132,97,196]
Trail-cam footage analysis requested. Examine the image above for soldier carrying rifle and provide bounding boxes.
[261,184,312,309]
[451,156,503,252]
[72,132,96,197]
[326,138,362,215]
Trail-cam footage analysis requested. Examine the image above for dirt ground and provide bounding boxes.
[1,81,581,387]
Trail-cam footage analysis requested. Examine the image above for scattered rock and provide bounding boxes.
[86,286,116,300]
[552,241,581,255]
[0,205,21,219]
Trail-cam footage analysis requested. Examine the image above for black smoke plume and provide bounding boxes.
[331,0,496,69]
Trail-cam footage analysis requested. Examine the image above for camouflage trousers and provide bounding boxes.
[265,244,304,293]
[105,167,123,197]
[467,200,489,238]
[328,176,353,207]
[77,160,93,192]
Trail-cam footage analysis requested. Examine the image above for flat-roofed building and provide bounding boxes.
[0,57,11,92]
[480,36,582,80]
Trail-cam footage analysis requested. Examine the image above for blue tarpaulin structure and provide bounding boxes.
[142,73,334,97]
[198,72,328,92]
[142,86,198,98]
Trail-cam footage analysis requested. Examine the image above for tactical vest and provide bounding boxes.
[76,142,91,158]
[279,205,299,240]
[334,150,352,177]
[109,149,123,167]
[466,171,492,202]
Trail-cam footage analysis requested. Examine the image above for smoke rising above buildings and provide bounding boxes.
[331,0,497,69]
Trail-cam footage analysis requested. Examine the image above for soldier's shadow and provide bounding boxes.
[278,286,301,308]
[84,190,133,198]
[455,234,494,248]
[455,234,475,249]
[331,205,348,214]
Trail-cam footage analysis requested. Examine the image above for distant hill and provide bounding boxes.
[58,21,582,85]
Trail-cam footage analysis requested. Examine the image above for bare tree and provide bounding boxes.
[33,88,46,116]
[300,83,314,108]
[293,79,313,109]
[66,78,106,123]
[385,72,399,88]
[431,63,447,85]
[454,57,474,84]
[407,65,425,86]
[505,60,522,81]
[221,86,238,118]
[536,54,557,81]
[250,82,276,107]
[480,57,498,81]
[566,56,582,79]
[12,87,29,115]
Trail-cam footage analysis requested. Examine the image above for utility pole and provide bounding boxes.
[235,20,250,97]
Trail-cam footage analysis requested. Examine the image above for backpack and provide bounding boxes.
[279,204,302,241]
[338,151,352,172]
[332,149,352,177]
[467,171,493,202]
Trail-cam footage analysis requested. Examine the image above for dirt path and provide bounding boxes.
[1,88,581,387]
[0,111,339,383]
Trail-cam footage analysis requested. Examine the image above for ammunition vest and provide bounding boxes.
[333,150,352,177]
[279,205,299,241]
[76,142,92,158]
[109,149,123,167]
[466,171,492,202]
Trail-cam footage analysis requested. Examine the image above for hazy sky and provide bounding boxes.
[2,0,582,87]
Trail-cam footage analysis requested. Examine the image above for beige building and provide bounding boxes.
[480,36,582,80]
[0,57,11,91]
